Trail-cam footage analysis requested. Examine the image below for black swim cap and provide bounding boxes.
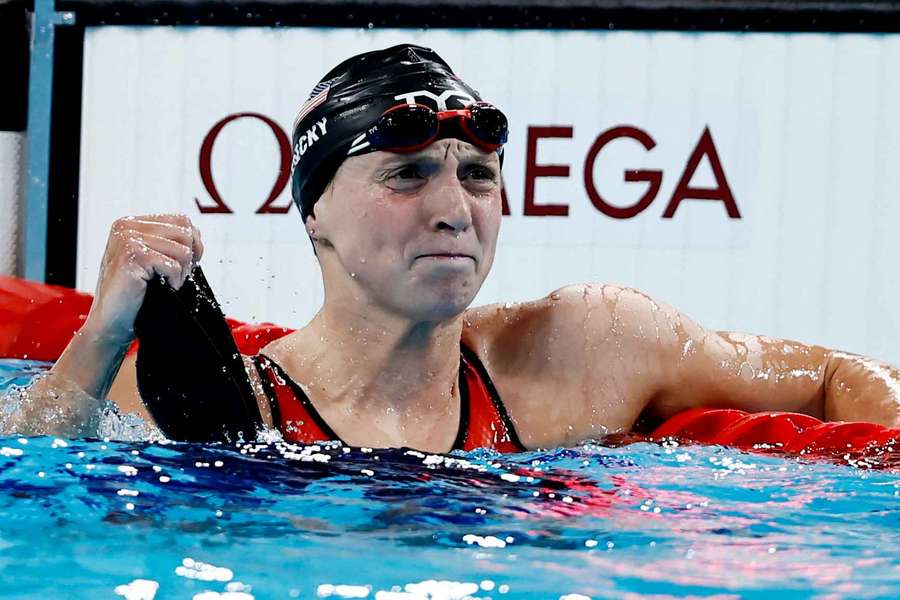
[290,43,503,222]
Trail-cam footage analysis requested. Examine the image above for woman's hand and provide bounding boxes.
[83,214,204,346]
[3,214,205,435]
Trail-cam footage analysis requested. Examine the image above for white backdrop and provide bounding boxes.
[0,131,24,276]
[78,27,900,364]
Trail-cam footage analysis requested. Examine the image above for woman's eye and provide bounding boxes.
[390,166,424,180]
[465,166,498,184]
[382,166,426,190]
[469,166,497,180]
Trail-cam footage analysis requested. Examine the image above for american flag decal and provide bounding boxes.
[292,78,336,130]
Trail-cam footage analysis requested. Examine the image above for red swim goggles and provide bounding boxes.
[364,101,509,154]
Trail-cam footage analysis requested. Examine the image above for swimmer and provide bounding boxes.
[15,44,900,450]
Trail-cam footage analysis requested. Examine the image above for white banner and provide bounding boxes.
[0,131,24,276]
[78,27,900,364]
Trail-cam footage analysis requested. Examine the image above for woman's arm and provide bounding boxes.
[493,284,900,448]
[654,330,900,427]
[2,214,203,436]
[1,324,134,436]
[821,351,900,424]
[639,304,900,428]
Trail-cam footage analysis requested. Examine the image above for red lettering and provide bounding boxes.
[583,126,662,219]
[196,112,293,215]
[523,126,573,216]
[662,126,740,219]
[500,185,511,216]
[194,114,737,223]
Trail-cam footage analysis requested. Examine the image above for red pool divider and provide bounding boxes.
[2,275,898,466]
[649,407,899,468]
[0,276,293,360]
[0,276,94,362]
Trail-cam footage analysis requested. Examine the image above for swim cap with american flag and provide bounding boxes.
[290,43,488,222]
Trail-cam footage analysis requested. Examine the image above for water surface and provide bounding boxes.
[1,360,897,600]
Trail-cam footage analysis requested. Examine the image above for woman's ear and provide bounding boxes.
[305,211,331,247]
[305,214,318,241]
[306,168,343,247]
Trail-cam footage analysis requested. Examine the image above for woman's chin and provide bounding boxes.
[399,290,477,322]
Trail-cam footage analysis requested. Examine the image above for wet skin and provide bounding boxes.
[104,138,900,452]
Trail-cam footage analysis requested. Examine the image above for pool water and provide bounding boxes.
[0,359,898,599]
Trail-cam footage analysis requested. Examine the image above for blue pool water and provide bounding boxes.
[1,359,898,599]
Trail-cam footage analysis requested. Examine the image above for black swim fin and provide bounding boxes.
[134,265,262,442]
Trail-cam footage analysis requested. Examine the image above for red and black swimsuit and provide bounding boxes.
[251,343,526,453]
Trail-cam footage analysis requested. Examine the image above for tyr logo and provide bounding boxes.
[393,88,475,110]
[292,117,328,166]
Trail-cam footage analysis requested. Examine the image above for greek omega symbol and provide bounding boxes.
[195,112,293,214]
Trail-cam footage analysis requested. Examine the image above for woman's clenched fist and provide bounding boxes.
[84,214,204,346]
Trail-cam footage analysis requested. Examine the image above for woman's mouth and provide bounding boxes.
[415,253,476,265]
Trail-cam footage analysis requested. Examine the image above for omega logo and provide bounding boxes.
[524,125,740,219]
[195,112,292,214]
[196,113,740,219]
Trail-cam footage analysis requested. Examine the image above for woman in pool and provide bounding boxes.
[15,44,900,450]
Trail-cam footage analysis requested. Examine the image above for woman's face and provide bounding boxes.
[307,138,503,321]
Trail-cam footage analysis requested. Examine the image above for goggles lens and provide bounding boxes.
[367,105,439,149]
[366,102,508,153]
[466,103,509,146]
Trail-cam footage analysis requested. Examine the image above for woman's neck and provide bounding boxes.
[281,300,465,419]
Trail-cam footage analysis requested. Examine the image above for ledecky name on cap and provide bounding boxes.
[292,117,328,168]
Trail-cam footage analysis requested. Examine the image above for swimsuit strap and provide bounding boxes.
[252,352,468,448]
[456,343,526,453]
[252,354,341,444]
[252,345,525,453]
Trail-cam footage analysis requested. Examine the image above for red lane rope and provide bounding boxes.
[0,276,94,361]
[650,407,900,468]
[0,276,293,360]
[2,275,898,465]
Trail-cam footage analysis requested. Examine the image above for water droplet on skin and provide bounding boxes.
[550,292,561,301]
[359,257,367,264]
[350,272,357,278]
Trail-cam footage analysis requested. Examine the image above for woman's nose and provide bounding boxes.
[425,174,473,234]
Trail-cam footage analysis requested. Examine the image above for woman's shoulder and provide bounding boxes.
[462,282,653,383]
[464,283,624,341]
[461,286,591,374]
[254,328,307,361]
